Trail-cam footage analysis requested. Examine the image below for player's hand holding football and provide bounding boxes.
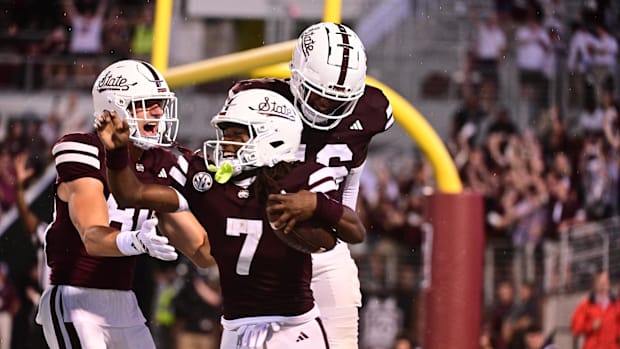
[94,110,130,151]
[266,190,316,234]
[116,218,178,261]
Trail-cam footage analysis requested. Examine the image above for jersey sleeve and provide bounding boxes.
[168,152,192,198]
[51,133,105,184]
[283,162,341,200]
[168,152,211,203]
[365,85,394,134]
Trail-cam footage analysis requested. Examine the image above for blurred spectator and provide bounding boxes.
[5,118,27,155]
[0,261,20,349]
[543,172,586,293]
[13,152,50,290]
[472,12,506,107]
[571,271,620,349]
[544,22,565,108]
[392,332,418,349]
[0,147,16,212]
[103,4,132,59]
[579,85,605,138]
[541,0,566,22]
[585,22,618,105]
[63,0,108,87]
[480,320,495,349]
[151,262,181,349]
[523,323,557,349]
[39,96,63,147]
[602,77,620,150]
[360,295,403,349]
[473,12,506,82]
[395,262,417,332]
[449,94,488,154]
[39,26,69,89]
[490,281,514,349]
[514,10,551,127]
[506,282,540,349]
[579,135,614,220]
[567,21,594,109]
[487,107,519,137]
[56,92,88,135]
[130,4,155,61]
[12,152,48,349]
[173,263,222,349]
[540,106,572,164]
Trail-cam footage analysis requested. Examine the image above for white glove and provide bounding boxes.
[237,322,281,349]
[116,218,178,261]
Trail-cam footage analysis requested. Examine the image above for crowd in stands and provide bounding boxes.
[0,0,155,90]
[0,0,618,348]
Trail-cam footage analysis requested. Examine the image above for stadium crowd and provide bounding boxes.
[0,0,618,348]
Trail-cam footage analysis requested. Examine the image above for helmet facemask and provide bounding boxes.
[290,69,362,130]
[125,97,178,150]
[204,122,258,178]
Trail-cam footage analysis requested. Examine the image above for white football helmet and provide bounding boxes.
[204,89,303,177]
[290,22,367,130]
[92,59,178,149]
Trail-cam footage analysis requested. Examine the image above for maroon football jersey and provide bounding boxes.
[171,153,339,320]
[47,132,177,290]
[230,78,394,199]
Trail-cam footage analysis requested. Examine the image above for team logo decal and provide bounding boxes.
[192,172,213,192]
[237,189,249,199]
[250,96,295,120]
[96,71,137,92]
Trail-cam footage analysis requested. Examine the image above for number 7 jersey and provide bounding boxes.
[170,151,340,321]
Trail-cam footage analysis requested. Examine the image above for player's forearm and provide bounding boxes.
[341,161,365,209]
[314,193,365,243]
[106,146,179,212]
[81,225,125,257]
[333,206,366,244]
[157,212,215,267]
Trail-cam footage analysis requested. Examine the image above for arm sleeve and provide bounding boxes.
[341,161,366,210]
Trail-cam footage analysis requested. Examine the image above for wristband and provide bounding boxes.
[106,146,129,170]
[116,230,140,256]
[313,193,344,228]
[174,188,189,212]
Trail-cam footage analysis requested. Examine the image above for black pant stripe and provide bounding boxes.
[315,317,330,349]
[50,286,67,349]
[65,322,83,349]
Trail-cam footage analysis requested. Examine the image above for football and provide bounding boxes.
[272,220,337,254]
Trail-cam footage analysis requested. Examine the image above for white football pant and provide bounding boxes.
[312,243,362,349]
[37,285,155,349]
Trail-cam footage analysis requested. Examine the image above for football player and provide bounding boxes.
[36,59,212,349]
[95,88,366,349]
[229,22,394,348]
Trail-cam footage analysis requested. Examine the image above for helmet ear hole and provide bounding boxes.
[270,141,284,148]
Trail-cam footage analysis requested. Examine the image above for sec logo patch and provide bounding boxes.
[192,172,213,192]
